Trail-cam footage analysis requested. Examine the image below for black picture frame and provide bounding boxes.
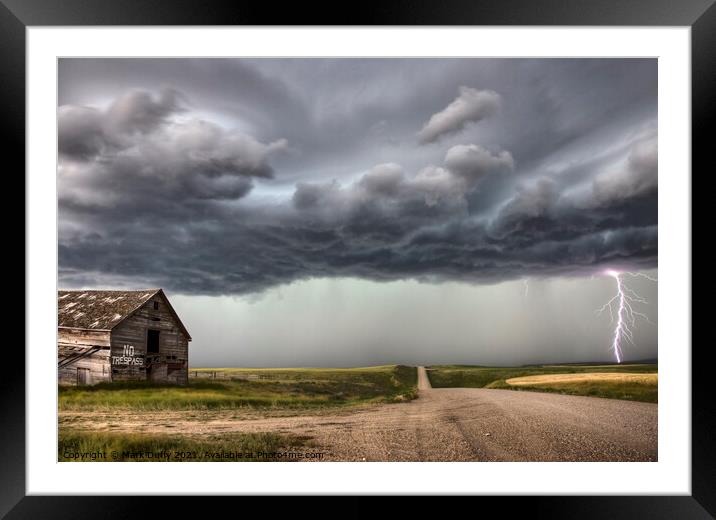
[4,0,711,517]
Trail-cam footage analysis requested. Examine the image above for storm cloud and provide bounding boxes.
[417,87,501,144]
[58,59,657,297]
[59,88,288,216]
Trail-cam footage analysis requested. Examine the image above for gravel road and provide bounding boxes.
[417,364,433,391]
[61,366,657,461]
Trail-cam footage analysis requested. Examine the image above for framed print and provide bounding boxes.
[5,0,712,516]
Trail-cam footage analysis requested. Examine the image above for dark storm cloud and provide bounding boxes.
[58,88,182,159]
[58,59,657,295]
[292,144,514,224]
[59,88,288,215]
[591,135,658,205]
[59,59,656,182]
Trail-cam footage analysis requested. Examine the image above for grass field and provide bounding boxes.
[58,365,418,411]
[59,431,318,462]
[426,363,658,402]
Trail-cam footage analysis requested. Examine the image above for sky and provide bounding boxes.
[57,58,658,367]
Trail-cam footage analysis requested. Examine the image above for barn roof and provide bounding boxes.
[57,289,191,339]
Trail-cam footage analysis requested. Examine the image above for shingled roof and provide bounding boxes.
[58,289,160,330]
[58,289,192,339]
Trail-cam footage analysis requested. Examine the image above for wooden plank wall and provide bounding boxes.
[58,329,111,385]
[58,329,112,385]
[58,328,111,348]
[110,294,189,385]
[58,350,111,385]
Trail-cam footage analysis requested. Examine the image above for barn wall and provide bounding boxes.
[58,329,112,385]
[110,294,189,384]
[58,349,111,385]
[59,328,111,348]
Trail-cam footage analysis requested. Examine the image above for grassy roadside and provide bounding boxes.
[59,365,418,411]
[426,364,658,403]
[59,431,319,462]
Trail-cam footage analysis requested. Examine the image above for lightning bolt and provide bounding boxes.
[596,270,657,363]
[523,279,529,298]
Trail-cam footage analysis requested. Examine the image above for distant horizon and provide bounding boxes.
[189,359,659,370]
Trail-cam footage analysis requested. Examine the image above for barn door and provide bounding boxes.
[77,367,90,385]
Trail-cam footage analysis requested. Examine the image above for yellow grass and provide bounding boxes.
[506,372,658,386]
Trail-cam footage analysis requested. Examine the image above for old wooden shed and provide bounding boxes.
[58,289,192,386]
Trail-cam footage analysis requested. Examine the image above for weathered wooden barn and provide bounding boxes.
[58,289,192,386]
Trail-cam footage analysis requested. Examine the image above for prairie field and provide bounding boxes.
[426,363,658,402]
[505,372,657,386]
[58,364,418,411]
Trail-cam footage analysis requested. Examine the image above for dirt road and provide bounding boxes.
[417,365,432,391]
[61,366,657,461]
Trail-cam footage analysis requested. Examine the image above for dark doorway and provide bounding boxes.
[147,329,160,354]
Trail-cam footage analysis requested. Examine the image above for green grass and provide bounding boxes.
[59,431,318,462]
[59,365,418,411]
[426,363,658,403]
